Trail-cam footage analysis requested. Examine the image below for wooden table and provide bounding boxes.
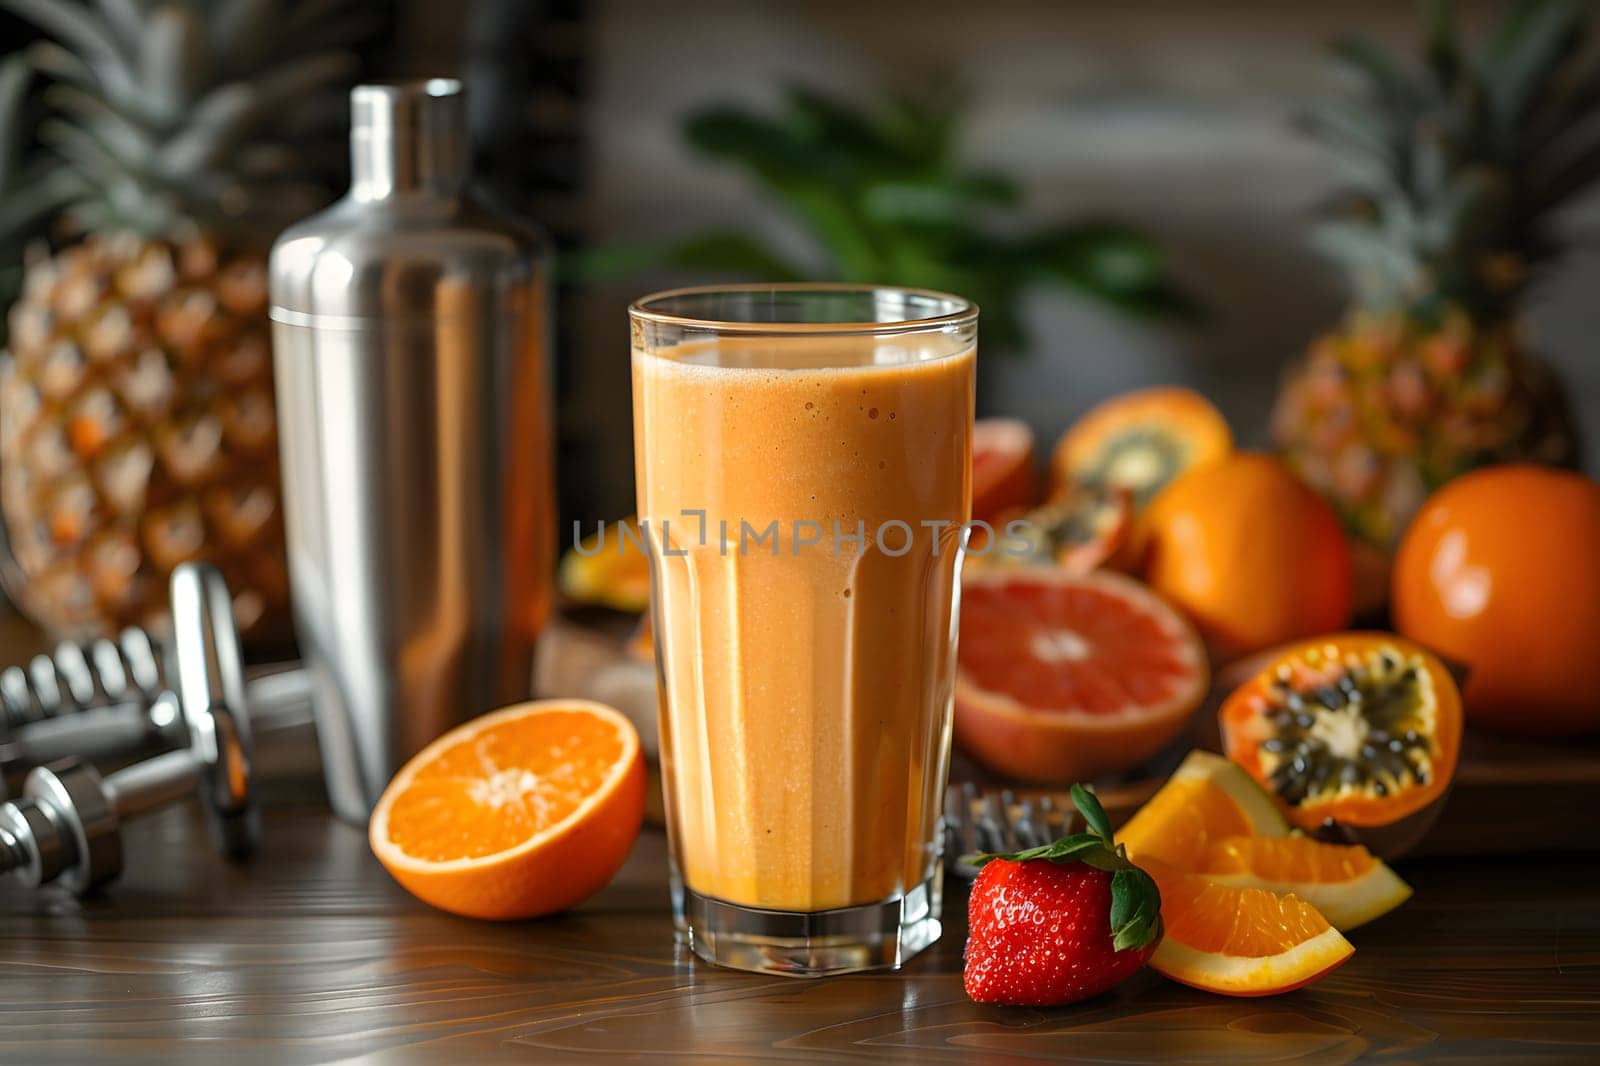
[1,780,1598,1065]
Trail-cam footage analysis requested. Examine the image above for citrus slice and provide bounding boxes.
[1198,835,1412,931]
[973,417,1038,525]
[954,570,1208,783]
[1145,858,1354,996]
[1117,749,1289,869]
[370,699,646,920]
[559,516,651,612]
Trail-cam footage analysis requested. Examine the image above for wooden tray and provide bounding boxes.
[537,614,1600,856]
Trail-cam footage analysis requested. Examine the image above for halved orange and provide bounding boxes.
[370,699,646,920]
[1118,750,1288,870]
[1145,858,1354,996]
[954,570,1208,783]
[1199,835,1411,931]
[559,516,651,612]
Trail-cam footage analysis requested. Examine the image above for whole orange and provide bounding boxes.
[1393,464,1600,737]
[1141,452,1351,660]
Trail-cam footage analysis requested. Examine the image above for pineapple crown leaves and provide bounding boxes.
[0,0,375,247]
[964,784,1162,953]
[1301,0,1600,328]
[566,83,1198,354]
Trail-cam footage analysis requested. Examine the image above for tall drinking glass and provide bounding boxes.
[630,285,977,976]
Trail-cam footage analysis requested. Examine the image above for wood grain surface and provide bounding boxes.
[1,786,1597,1064]
[2,611,1598,1061]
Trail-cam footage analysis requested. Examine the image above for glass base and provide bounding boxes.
[672,869,943,977]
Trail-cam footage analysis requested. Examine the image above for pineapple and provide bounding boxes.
[0,0,368,641]
[1274,0,1587,550]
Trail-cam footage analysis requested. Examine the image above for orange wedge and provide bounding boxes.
[1145,858,1354,996]
[1198,835,1411,931]
[370,699,646,920]
[1118,750,1288,869]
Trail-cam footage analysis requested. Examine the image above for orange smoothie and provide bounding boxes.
[634,332,974,912]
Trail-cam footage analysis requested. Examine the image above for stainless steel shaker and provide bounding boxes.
[268,80,555,823]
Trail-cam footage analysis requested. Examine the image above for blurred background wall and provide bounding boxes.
[32,0,1600,526]
[437,0,1596,524]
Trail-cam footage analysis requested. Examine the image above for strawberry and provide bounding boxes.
[963,784,1163,1006]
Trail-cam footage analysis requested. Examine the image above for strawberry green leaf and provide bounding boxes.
[963,832,1109,868]
[1079,848,1126,873]
[1109,866,1163,952]
[1071,783,1115,844]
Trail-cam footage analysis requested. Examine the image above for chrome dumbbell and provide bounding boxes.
[0,564,259,893]
[0,590,312,798]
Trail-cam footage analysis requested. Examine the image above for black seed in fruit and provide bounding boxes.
[1295,713,1315,729]
[1315,687,1343,710]
[1308,759,1336,796]
[1263,738,1286,754]
[1375,752,1410,783]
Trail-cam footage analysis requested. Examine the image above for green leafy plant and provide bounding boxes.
[576,85,1195,352]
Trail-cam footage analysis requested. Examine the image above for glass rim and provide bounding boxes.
[628,283,979,335]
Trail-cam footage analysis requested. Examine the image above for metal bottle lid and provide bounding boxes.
[269,79,548,326]
[350,79,468,200]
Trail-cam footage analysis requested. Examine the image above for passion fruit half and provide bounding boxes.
[996,486,1134,573]
[1219,634,1461,857]
[1051,386,1233,507]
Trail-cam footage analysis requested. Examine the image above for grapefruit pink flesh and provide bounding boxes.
[953,570,1207,782]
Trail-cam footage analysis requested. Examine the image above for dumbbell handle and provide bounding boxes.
[0,667,312,792]
[0,702,167,783]
[102,748,203,820]
[0,749,203,891]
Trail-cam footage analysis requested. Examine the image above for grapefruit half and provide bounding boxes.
[954,569,1208,783]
